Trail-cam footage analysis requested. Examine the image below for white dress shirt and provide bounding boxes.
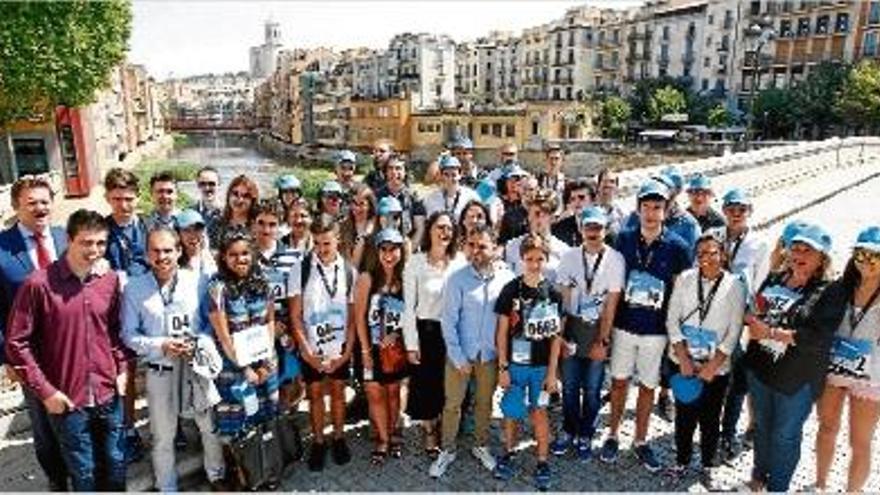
[17,223,58,268]
[401,252,466,351]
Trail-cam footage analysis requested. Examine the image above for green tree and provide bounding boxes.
[836,60,880,133]
[0,1,132,125]
[599,96,631,139]
[791,61,849,138]
[753,88,797,139]
[686,92,719,126]
[708,104,732,128]
[626,76,689,123]
[647,86,686,124]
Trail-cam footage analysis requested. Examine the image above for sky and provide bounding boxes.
[129,0,640,80]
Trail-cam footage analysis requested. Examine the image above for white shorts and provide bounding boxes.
[609,328,668,389]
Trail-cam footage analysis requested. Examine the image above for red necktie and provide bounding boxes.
[32,231,52,269]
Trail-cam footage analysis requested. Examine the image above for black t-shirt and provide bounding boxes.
[494,277,564,367]
[688,207,727,232]
[551,215,581,248]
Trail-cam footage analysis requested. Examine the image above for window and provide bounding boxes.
[797,17,811,37]
[706,35,713,48]
[704,57,711,67]
[702,79,709,90]
[566,87,573,100]
[13,138,50,177]
[865,32,878,56]
[782,0,792,12]
[724,10,734,29]
[481,123,489,135]
[492,123,502,137]
[816,15,829,35]
[662,26,670,41]
[836,13,849,32]
[708,14,714,25]
[418,122,426,132]
[871,2,880,25]
[553,87,561,99]
[505,124,515,137]
[780,19,794,37]
[568,50,574,64]
[531,120,539,135]
[722,34,731,50]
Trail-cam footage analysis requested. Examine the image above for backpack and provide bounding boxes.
[299,251,354,298]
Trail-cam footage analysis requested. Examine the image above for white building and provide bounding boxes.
[250,19,283,79]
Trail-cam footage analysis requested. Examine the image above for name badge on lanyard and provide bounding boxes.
[267,270,288,302]
[232,324,272,366]
[681,324,718,363]
[578,293,603,324]
[165,305,193,339]
[829,336,873,381]
[625,270,665,311]
[511,337,531,365]
[755,284,801,360]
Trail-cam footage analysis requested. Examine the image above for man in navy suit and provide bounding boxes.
[0,175,69,491]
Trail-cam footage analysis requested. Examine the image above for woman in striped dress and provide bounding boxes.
[206,226,279,439]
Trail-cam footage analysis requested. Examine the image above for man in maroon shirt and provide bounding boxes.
[5,209,130,491]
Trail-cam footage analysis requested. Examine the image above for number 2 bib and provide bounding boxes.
[829,336,874,382]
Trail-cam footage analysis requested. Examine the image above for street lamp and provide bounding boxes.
[746,15,776,149]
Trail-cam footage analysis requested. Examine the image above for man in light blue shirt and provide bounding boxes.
[431,224,514,479]
[121,227,225,491]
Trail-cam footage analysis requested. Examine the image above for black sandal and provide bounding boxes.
[370,447,389,466]
[390,436,403,459]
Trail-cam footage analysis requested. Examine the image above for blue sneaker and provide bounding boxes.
[576,438,593,462]
[493,454,515,481]
[598,437,619,463]
[534,461,552,491]
[550,433,572,456]
[635,443,662,473]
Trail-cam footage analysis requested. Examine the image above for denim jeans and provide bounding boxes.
[23,389,69,490]
[560,356,605,441]
[747,371,816,492]
[47,395,126,491]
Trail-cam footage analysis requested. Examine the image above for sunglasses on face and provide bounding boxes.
[231,191,251,200]
[324,193,342,201]
[197,181,217,188]
[572,193,590,201]
[854,249,880,265]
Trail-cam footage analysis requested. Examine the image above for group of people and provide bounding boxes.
[0,136,877,492]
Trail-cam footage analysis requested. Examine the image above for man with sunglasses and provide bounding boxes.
[537,144,567,213]
[686,174,726,232]
[498,164,531,244]
[450,136,483,187]
[487,143,520,183]
[552,178,597,248]
[709,188,771,462]
[195,166,222,233]
[364,139,394,193]
[335,150,359,197]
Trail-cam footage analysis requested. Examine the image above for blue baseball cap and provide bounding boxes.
[502,163,529,180]
[670,373,704,405]
[855,226,880,253]
[686,173,713,192]
[475,179,496,203]
[439,155,461,170]
[374,227,405,246]
[790,223,833,254]
[722,188,752,207]
[661,166,685,191]
[320,180,344,196]
[377,196,403,216]
[275,174,301,191]
[175,209,205,230]
[579,206,608,228]
[336,149,357,165]
[637,179,670,201]
[781,220,810,248]
[450,136,474,150]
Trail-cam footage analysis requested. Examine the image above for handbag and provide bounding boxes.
[224,420,283,490]
[379,337,408,375]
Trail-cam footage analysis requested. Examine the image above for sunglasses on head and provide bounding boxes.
[854,249,880,265]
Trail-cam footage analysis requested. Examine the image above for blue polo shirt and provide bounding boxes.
[614,228,692,336]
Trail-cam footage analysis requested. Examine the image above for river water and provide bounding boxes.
[170,132,709,198]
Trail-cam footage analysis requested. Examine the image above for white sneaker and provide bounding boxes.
[471,445,496,472]
[429,449,456,478]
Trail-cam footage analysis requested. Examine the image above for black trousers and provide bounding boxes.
[673,367,730,468]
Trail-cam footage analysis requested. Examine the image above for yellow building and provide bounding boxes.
[349,96,412,152]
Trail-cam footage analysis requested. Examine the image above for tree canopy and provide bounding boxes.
[0,1,132,126]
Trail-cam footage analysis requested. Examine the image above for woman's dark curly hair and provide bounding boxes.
[215,224,268,298]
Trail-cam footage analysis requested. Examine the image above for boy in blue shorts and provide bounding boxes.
[494,233,564,491]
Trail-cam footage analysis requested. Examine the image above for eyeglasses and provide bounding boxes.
[696,249,721,259]
[197,181,218,188]
[324,193,342,201]
[572,193,590,201]
[854,249,880,265]
[501,152,516,157]
[230,191,251,200]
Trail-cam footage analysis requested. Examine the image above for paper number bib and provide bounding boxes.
[232,324,272,366]
[309,305,346,359]
[829,336,874,382]
[164,301,193,339]
[524,301,561,340]
[267,270,289,302]
[368,294,404,345]
[625,270,665,311]
[681,324,718,363]
[578,293,604,323]
[755,284,802,360]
